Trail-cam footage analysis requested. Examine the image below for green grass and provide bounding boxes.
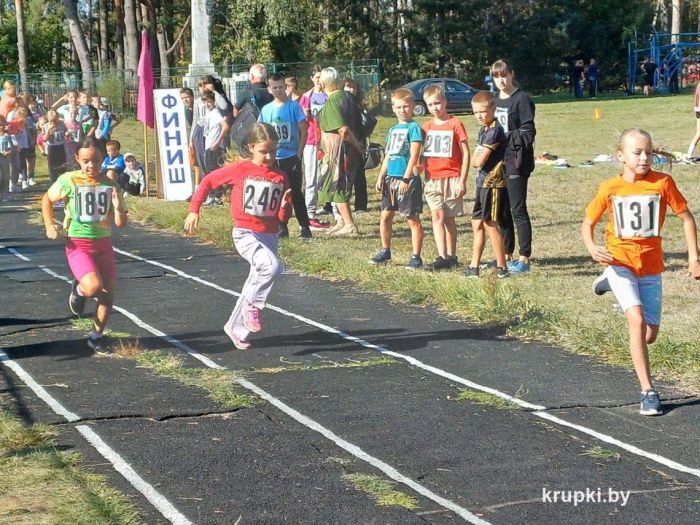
[0,409,139,524]
[107,95,700,391]
[134,351,258,409]
[69,318,131,340]
[455,389,520,410]
[580,445,622,462]
[253,355,397,374]
[342,473,420,510]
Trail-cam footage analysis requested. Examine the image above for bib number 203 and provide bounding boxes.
[612,195,661,238]
[243,179,284,217]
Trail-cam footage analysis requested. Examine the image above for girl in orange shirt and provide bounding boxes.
[582,128,700,416]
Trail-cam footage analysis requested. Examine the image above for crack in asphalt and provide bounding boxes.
[52,407,250,426]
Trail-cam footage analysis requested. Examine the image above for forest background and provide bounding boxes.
[1,1,699,94]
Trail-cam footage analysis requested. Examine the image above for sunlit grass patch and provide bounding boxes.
[135,351,257,409]
[253,355,396,374]
[342,473,419,509]
[69,318,131,340]
[454,389,520,410]
[580,445,622,462]
[0,410,139,524]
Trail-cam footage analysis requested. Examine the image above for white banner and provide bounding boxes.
[154,89,193,201]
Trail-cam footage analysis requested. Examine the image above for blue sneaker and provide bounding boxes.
[507,260,530,273]
[639,389,662,416]
[405,254,423,270]
[369,248,391,265]
[592,273,611,296]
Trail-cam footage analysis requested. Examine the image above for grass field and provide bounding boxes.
[107,92,699,389]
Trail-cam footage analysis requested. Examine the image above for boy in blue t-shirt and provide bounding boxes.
[258,73,311,238]
[370,88,424,269]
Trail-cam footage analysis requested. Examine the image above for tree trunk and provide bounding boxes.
[63,0,93,87]
[100,0,110,69]
[124,0,139,73]
[15,0,28,89]
[671,0,681,43]
[114,0,125,71]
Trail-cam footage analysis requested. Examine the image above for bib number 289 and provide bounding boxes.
[243,179,284,217]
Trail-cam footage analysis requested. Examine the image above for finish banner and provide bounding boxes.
[154,89,193,201]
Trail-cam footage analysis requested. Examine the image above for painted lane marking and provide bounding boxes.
[4,244,488,524]
[112,244,700,480]
[0,245,194,525]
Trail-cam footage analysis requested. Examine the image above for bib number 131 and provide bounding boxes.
[612,195,661,238]
[243,179,284,217]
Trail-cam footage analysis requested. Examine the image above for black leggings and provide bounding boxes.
[276,156,310,228]
[499,174,532,258]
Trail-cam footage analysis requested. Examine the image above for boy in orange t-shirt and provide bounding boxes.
[414,85,469,270]
[582,128,700,416]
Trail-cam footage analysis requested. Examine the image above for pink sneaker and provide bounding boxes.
[223,318,252,350]
[244,304,262,333]
[308,218,330,230]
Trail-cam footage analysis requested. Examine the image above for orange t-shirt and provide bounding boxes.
[421,116,468,180]
[585,171,688,276]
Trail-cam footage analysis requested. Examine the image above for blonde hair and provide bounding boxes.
[617,128,674,168]
[471,91,496,107]
[391,88,415,103]
[423,85,445,100]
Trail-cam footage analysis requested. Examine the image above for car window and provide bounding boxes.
[420,82,442,93]
[446,81,467,93]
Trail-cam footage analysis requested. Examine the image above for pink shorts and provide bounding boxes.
[65,237,117,282]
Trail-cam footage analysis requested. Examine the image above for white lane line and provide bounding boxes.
[0,245,195,525]
[76,425,193,525]
[5,244,488,524]
[113,244,700,481]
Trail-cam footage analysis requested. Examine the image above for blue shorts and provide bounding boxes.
[603,265,662,326]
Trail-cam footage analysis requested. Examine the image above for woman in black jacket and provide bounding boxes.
[491,59,536,273]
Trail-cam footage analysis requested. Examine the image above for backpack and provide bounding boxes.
[230,93,260,155]
[360,109,378,141]
[364,142,384,170]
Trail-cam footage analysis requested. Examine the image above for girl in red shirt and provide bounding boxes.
[582,128,700,415]
[185,123,292,350]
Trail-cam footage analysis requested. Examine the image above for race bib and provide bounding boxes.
[273,120,292,145]
[310,101,325,118]
[242,178,284,217]
[69,129,81,143]
[611,195,661,238]
[386,129,408,156]
[423,130,454,158]
[75,185,112,223]
[494,107,509,133]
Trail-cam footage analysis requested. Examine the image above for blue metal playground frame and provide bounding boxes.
[628,30,700,93]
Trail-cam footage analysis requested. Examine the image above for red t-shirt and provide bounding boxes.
[421,116,468,180]
[189,160,291,233]
[585,170,689,276]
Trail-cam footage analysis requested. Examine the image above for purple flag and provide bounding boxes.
[136,31,154,128]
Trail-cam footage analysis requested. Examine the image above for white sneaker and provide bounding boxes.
[21,180,29,190]
[27,177,36,186]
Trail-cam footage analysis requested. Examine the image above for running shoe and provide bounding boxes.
[428,256,452,271]
[308,219,330,231]
[27,177,36,186]
[446,256,459,269]
[463,266,480,278]
[405,254,423,270]
[496,267,510,279]
[369,248,391,264]
[244,304,262,333]
[479,260,497,270]
[223,319,252,350]
[507,260,530,273]
[329,224,359,237]
[87,335,109,355]
[21,179,29,190]
[639,389,662,416]
[592,273,611,296]
[69,280,86,316]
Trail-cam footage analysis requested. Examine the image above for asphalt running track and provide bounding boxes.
[2,191,700,524]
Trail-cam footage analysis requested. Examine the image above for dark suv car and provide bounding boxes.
[381,78,478,116]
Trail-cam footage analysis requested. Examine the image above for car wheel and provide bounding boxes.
[413,103,427,117]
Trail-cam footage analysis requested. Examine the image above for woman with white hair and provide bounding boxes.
[317,67,364,236]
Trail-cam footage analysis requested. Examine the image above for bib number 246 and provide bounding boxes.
[243,179,284,217]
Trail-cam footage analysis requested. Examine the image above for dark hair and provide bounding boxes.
[268,73,284,84]
[202,91,215,102]
[311,65,323,76]
[180,87,194,97]
[77,137,103,154]
[490,59,514,76]
[106,139,121,150]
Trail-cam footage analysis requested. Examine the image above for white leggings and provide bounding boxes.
[303,144,319,218]
[225,228,282,340]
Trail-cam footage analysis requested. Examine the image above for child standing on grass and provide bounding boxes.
[184,123,292,350]
[0,122,16,200]
[414,85,469,271]
[370,88,424,269]
[41,138,128,354]
[582,128,700,416]
[52,90,81,169]
[463,91,509,279]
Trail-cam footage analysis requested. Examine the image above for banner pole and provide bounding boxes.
[143,123,149,197]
